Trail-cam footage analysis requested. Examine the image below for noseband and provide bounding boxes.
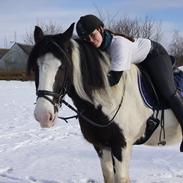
[36,40,70,112]
[36,85,67,112]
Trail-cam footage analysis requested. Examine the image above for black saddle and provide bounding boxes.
[138,55,183,110]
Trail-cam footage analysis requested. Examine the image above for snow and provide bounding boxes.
[0,80,183,183]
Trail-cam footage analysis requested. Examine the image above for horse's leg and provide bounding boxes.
[111,142,132,183]
[94,145,114,183]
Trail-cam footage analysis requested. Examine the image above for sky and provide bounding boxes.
[0,0,183,48]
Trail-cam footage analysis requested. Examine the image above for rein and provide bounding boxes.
[37,86,124,128]
[58,76,127,128]
[58,91,124,128]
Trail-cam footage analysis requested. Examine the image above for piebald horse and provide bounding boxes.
[27,23,181,183]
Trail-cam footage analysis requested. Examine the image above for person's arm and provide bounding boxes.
[107,71,123,86]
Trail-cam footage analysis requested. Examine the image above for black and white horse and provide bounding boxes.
[27,23,181,183]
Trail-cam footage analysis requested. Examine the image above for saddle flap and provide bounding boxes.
[138,66,183,110]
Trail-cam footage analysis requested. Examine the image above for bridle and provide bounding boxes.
[36,40,70,112]
[36,86,68,113]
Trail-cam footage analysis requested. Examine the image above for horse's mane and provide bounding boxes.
[72,39,110,101]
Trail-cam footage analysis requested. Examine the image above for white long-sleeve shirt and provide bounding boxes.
[107,35,151,71]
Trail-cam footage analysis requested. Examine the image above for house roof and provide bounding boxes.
[0,48,9,59]
[17,43,33,55]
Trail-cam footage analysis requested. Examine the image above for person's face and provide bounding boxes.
[83,28,103,48]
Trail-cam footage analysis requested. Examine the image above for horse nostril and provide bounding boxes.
[49,112,53,121]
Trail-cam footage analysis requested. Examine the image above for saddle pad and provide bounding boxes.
[138,69,183,110]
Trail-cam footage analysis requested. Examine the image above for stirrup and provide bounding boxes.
[134,116,160,145]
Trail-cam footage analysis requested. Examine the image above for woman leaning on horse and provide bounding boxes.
[76,14,183,152]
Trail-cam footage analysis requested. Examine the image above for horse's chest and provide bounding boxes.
[71,93,125,148]
[79,120,111,147]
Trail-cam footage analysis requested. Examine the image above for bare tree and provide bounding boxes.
[24,20,63,45]
[169,30,183,66]
[96,11,163,42]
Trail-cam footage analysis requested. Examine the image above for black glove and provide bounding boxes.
[107,71,123,86]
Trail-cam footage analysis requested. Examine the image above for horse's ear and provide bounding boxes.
[34,26,44,44]
[62,23,75,40]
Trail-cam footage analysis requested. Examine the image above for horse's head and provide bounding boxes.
[27,23,74,128]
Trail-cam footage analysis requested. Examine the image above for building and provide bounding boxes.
[0,48,9,70]
[0,43,32,71]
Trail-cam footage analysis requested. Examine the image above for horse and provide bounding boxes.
[27,23,182,183]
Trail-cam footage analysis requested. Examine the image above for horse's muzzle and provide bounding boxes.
[34,98,57,128]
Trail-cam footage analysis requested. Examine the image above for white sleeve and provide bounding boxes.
[108,36,133,71]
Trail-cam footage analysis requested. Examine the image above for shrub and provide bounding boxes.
[0,70,34,81]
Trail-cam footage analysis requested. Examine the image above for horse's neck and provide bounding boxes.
[70,39,112,107]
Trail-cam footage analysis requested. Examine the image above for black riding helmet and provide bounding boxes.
[76,14,104,38]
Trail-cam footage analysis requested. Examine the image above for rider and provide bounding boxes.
[76,14,183,151]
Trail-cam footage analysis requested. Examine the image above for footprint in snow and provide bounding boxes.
[27,176,60,183]
[0,167,13,174]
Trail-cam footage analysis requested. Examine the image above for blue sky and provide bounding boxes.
[0,0,183,48]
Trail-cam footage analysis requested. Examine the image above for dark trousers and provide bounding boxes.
[139,41,176,100]
[139,41,183,151]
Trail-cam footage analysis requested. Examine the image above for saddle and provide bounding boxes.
[138,56,183,110]
[135,56,183,145]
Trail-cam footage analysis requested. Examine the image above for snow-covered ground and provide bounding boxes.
[0,80,183,183]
